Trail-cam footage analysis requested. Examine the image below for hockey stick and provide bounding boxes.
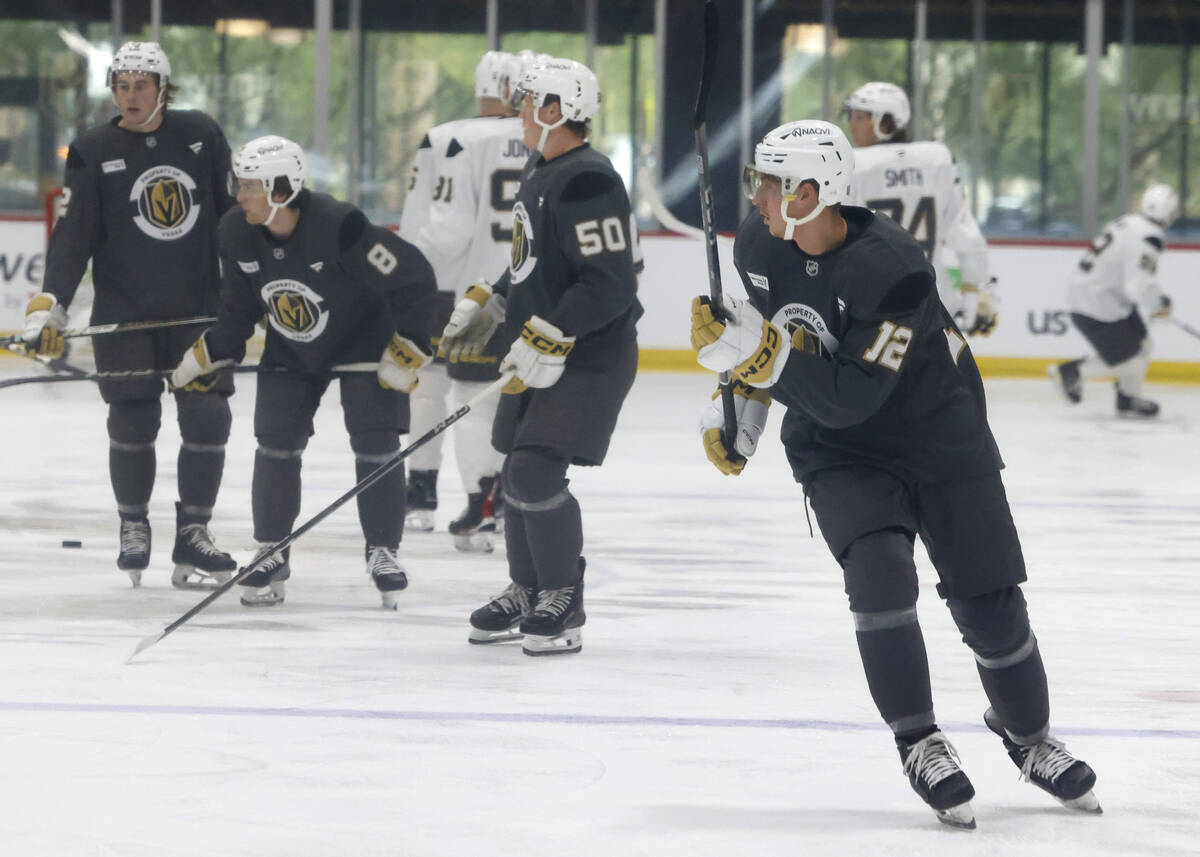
[0,315,217,348]
[694,0,743,466]
[127,371,514,662]
[0,362,377,390]
[1171,317,1200,341]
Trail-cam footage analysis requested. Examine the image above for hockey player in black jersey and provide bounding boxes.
[23,42,237,589]
[170,136,437,608]
[440,58,641,655]
[690,120,1099,828]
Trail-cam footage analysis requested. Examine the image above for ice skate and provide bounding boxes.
[405,469,438,532]
[367,545,408,609]
[1116,388,1159,418]
[239,543,291,607]
[117,518,151,587]
[170,505,237,590]
[1048,359,1083,404]
[520,560,586,656]
[984,708,1101,813]
[468,581,534,644]
[897,731,976,830]
[449,475,500,553]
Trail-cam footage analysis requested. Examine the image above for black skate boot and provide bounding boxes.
[1116,388,1159,418]
[117,517,151,587]
[239,543,291,607]
[984,708,1101,813]
[468,581,535,644]
[366,545,408,609]
[171,504,237,590]
[449,475,499,553]
[1048,359,1083,404]
[897,730,976,830]
[405,469,438,532]
[520,558,586,656]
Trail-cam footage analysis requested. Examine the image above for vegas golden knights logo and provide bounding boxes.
[130,165,200,240]
[270,292,318,334]
[262,279,330,342]
[509,200,537,284]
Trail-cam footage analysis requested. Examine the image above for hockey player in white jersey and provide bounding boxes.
[399,50,534,549]
[1049,183,1177,417]
[843,81,997,336]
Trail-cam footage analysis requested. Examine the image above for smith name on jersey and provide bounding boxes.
[207,192,435,373]
[42,110,234,323]
[733,204,1002,483]
[495,145,643,368]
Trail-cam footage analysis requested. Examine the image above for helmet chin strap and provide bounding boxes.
[779,194,827,241]
[533,111,568,152]
[872,117,896,142]
[132,89,167,128]
[259,181,301,226]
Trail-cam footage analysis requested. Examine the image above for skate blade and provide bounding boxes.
[468,626,524,644]
[171,564,233,591]
[125,569,143,588]
[379,590,399,610]
[406,511,436,532]
[1058,791,1102,814]
[521,628,582,656]
[239,581,285,607]
[453,532,495,553]
[934,802,976,830]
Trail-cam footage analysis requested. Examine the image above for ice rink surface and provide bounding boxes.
[0,362,1197,856]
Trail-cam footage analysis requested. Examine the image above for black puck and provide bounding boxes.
[62,540,83,548]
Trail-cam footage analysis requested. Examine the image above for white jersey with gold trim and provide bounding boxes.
[1067,213,1166,322]
[848,140,990,317]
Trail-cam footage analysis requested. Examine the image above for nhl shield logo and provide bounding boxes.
[805,260,819,277]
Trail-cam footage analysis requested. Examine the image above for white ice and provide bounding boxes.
[0,363,1197,856]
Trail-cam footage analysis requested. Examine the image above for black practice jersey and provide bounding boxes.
[42,110,234,323]
[733,205,1003,483]
[206,191,436,373]
[493,144,642,367]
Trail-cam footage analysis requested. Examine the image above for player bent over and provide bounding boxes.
[23,41,237,589]
[171,136,436,608]
[441,58,641,655]
[691,120,1099,827]
[1050,183,1178,418]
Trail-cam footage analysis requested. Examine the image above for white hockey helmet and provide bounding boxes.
[108,41,172,126]
[1140,183,1179,227]
[745,120,855,239]
[514,57,601,151]
[475,50,515,101]
[232,135,307,225]
[509,49,552,109]
[844,81,911,142]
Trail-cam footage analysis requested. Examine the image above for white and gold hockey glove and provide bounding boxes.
[378,333,432,392]
[170,333,234,392]
[699,381,771,476]
[957,278,999,336]
[439,283,506,362]
[691,295,790,387]
[22,293,68,358]
[500,315,576,394]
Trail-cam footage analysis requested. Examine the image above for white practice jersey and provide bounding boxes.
[404,115,529,299]
[848,141,990,316]
[1067,213,1166,322]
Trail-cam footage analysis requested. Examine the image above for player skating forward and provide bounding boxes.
[170,136,436,608]
[23,41,237,588]
[441,58,641,655]
[691,120,1099,828]
[1049,183,1178,417]
[843,81,997,337]
[401,50,541,551]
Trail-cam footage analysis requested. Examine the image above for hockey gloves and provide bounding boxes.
[691,295,789,387]
[170,334,233,392]
[378,333,432,392]
[956,277,999,336]
[22,293,68,358]
[699,380,771,476]
[500,315,576,394]
[1151,293,1172,321]
[439,283,506,362]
